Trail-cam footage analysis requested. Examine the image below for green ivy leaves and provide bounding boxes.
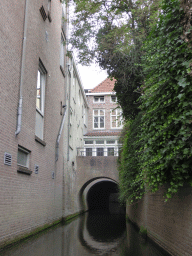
[118,0,192,203]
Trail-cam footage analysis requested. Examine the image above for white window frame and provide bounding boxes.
[85,140,94,145]
[111,95,117,103]
[35,61,47,140]
[93,96,105,103]
[36,63,46,116]
[86,148,92,156]
[17,146,30,168]
[60,34,65,69]
[107,147,115,156]
[110,108,123,129]
[96,147,104,156]
[93,109,105,129]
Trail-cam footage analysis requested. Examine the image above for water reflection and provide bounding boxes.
[1,212,168,256]
[78,211,126,255]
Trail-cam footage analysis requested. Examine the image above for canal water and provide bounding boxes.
[1,211,168,256]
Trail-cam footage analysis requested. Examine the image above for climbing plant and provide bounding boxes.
[118,113,144,203]
[119,0,192,202]
[140,0,192,200]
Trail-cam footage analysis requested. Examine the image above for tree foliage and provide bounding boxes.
[69,0,161,120]
[119,0,192,203]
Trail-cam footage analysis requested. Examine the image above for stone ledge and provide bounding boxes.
[35,136,46,146]
[17,166,32,175]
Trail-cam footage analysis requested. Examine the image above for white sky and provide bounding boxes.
[76,63,108,90]
[68,3,108,90]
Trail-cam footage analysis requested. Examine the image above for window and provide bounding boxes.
[47,0,52,22]
[96,140,104,144]
[93,109,105,129]
[85,141,93,144]
[94,96,104,103]
[97,148,104,156]
[108,148,114,156]
[86,148,92,156]
[111,96,117,103]
[35,61,47,140]
[60,35,65,71]
[111,108,123,129]
[106,140,115,144]
[62,3,67,35]
[17,146,30,168]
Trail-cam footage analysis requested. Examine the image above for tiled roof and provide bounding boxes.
[84,131,121,137]
[90,78,116,93]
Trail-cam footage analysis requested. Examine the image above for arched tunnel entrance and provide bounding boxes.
[87,181,118,211]
[83,179,125,214]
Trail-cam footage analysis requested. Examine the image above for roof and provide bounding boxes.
[90,78,116,93]
[84,131,121,137]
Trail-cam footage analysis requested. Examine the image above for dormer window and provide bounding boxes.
[94,96,104,103]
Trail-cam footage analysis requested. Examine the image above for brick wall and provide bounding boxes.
[0,0,67,246]
[87,94,119,132]
[127,184,192,256]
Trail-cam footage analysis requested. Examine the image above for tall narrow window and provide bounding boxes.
[86,148,92,156]
[111,108,123,129]
[62,3,67,35]
[97,148,104,156]
[60,35,65,72]
[108,148,114,156]
[60,34,65,76]
[47,0,52,22]
[35,61,47,140]
[93,109,105,129]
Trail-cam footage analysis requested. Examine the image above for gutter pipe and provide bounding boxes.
[56,105,67,162]
[15,0,29,135]
[67,64,71,161]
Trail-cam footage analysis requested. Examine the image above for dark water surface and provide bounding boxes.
[1,212,168,256]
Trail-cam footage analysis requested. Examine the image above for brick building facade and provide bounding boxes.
[82,78,123,157]
[0,0,88,247]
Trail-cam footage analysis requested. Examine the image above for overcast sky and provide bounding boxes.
[76,62,108,90]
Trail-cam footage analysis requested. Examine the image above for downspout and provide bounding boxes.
[15,0,29,136]
[56,105,67,162]
[67,63,71,161]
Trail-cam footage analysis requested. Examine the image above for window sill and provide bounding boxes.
[35,135,46,146]
[93,128,105,130]
[60,65,66,77]
[17,165,32,175]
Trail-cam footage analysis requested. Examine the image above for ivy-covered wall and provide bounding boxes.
[119,0,192,203]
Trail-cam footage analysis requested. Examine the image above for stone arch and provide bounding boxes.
[79,177,118,212]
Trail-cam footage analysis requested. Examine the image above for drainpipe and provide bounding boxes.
[67,63,72,161]
[15,0,29,136]
[56,105,67,162]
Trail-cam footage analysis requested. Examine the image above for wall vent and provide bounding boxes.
[35,164,39,174]
[4,153,12,166]
[39,5,47,21]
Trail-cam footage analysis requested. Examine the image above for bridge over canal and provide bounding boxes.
[75,155,123,213]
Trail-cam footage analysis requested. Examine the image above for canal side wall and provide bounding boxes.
[127,183,192,256]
